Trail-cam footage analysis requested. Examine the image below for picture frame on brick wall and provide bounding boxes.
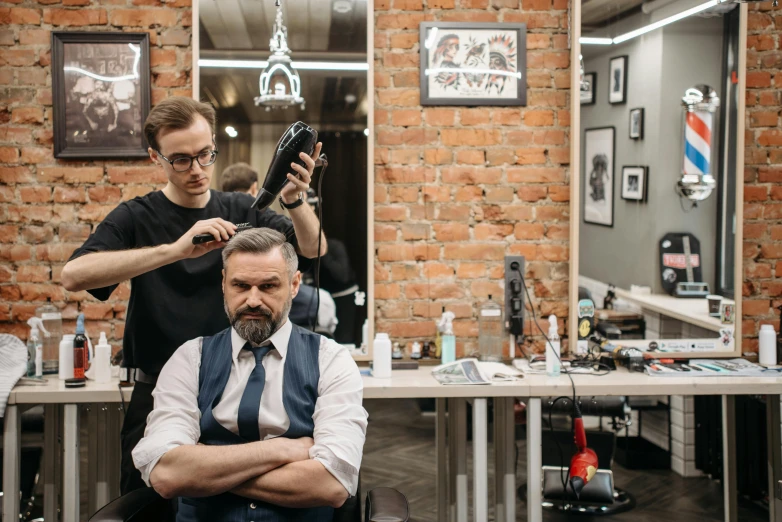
[52,32,151,159]
[419,22,527,106]
[583,126,615,227]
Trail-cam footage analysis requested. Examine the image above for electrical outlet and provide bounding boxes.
[504,256,525,336]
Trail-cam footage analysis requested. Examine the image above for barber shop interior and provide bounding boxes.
[2,0,782,520]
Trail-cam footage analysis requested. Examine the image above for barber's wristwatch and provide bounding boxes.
[279,193,304,210]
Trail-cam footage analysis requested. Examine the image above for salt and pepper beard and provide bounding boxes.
[225,294,293,346]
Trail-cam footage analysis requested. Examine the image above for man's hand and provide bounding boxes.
[170,218,237,259]
[280,142,323,205]
[271,436,314,464]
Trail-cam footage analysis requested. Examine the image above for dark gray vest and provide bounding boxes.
[176,325,334,522]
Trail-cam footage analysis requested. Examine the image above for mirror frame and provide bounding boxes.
[568,1,747,358]
[191,1,376,361]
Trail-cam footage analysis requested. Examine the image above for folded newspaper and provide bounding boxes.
[431,358,523,385]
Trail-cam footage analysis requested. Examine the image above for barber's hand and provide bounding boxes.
[171,218,237,259]
[280,142,322,205]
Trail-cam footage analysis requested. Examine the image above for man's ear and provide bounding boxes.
[148,147,160,166]
[249,181,258,198]
[290,271,301,299]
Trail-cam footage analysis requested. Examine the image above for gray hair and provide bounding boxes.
[222,228,298,279]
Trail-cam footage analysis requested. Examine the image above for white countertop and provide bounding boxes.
[9,366,782,404]
[612,287,733,333]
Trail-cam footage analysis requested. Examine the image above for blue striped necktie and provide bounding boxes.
[237,342,274,441]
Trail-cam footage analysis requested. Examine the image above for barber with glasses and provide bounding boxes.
[61,97,326,495]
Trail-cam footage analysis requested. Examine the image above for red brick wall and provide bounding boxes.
[743,2,782,353]
[373,0,571,356]
[0,0,192,347]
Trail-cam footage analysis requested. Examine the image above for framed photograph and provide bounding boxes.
[580,72,596,106]
[629,107,644,139]
[621,166,648,202]
[608,55,628,105]
[52,32,151,159]
[419,22,527,106]
[583,127,615,227]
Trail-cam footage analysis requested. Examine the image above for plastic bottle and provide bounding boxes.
[372,333,392,378]
[479,295,504,361]
[361,319,368,351]
[435,306,444,358]
[759,324,778,366]
[26,317,48,378]
[546,315,561,377]
[73,314,87,380]
[93,332,112,383]
[439,311,456,364]
[36,298,62,374]
[59,334,75,380]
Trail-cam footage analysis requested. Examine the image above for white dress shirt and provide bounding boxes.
[132,319,368,496]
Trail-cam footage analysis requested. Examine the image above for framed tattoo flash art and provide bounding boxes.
[52,32,151,159]
[419,22,527,106]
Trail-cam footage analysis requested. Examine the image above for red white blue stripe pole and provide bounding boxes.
[684,110,712,176]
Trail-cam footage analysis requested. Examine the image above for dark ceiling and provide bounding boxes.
[199,0,368,126]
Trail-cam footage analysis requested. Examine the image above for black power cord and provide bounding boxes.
[304,153,327,332]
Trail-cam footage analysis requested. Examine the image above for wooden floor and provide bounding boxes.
[361,399,769,522]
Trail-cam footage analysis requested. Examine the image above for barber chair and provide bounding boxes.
[520,397,635,516]
[0,405,46,521]
[89,481,409,522]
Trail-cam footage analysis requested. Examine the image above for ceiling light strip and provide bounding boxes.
[198,59,368,72]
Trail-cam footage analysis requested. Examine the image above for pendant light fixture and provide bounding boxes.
[254,1,305,111]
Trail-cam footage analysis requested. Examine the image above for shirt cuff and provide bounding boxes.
[132,433,193,486]
[311,449,359,497]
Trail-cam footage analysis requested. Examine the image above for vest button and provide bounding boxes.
[250,503,256,509]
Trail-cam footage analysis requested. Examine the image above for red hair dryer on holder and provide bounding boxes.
[568,402,598,499]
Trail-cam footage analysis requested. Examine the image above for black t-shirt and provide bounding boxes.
[69,190,298,375]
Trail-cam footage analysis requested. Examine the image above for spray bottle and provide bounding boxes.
[434,306,444,358]
[546,315,561,377]
[438,310,456,364]
[73,313,87,380]
[26,317,49,378]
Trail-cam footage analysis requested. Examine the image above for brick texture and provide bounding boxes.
[0,0,191,349]
[743,2,782,353]
[374,0,571,356]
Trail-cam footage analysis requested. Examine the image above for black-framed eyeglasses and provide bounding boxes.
[156,148,219,172]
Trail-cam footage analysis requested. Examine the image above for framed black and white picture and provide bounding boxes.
[580,72,596,105]
[583,127,615,227]
[621,166,648,202]
[608,55,628,105]
[419,22,527,106]
[629,107,644,139]
[52,32,151,159]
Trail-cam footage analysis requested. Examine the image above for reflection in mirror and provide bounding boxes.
[578,0,741,352]
[198,0,369,350]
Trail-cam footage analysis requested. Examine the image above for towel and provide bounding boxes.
[0,334,28,418]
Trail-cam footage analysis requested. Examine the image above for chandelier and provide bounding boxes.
[254,2,305,110]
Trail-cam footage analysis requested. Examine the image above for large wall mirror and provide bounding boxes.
[570,0,746,357]
[194,0,374,359]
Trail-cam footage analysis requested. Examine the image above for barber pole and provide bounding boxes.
[684,111,712,176]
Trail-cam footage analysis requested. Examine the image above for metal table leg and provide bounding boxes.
[450,398,468,522]
[108,405,122,500]
[63,404,80,522]
[3,404,21,521]
[767,394,782,522]
[436,398,448,522]
[473,398,488,522]
[722,395,737,522]
[43,404,60,522]
[493,397,515,522]
[527,397,542,522]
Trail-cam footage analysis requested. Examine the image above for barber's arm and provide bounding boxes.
[131,339,312,500]
[61,213,238,293]
[280,142,327,259]
[231,342,368,508]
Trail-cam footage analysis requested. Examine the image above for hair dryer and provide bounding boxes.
[252,121,318,211]
[568,405,598,499]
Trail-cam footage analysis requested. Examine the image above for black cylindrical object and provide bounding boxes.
[252,122,318,211]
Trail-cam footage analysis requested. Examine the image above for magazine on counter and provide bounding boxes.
[431,358,523,385]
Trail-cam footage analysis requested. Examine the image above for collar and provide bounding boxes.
[231,318,292,361]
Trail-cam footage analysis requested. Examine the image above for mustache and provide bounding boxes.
[236,305,272,318]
